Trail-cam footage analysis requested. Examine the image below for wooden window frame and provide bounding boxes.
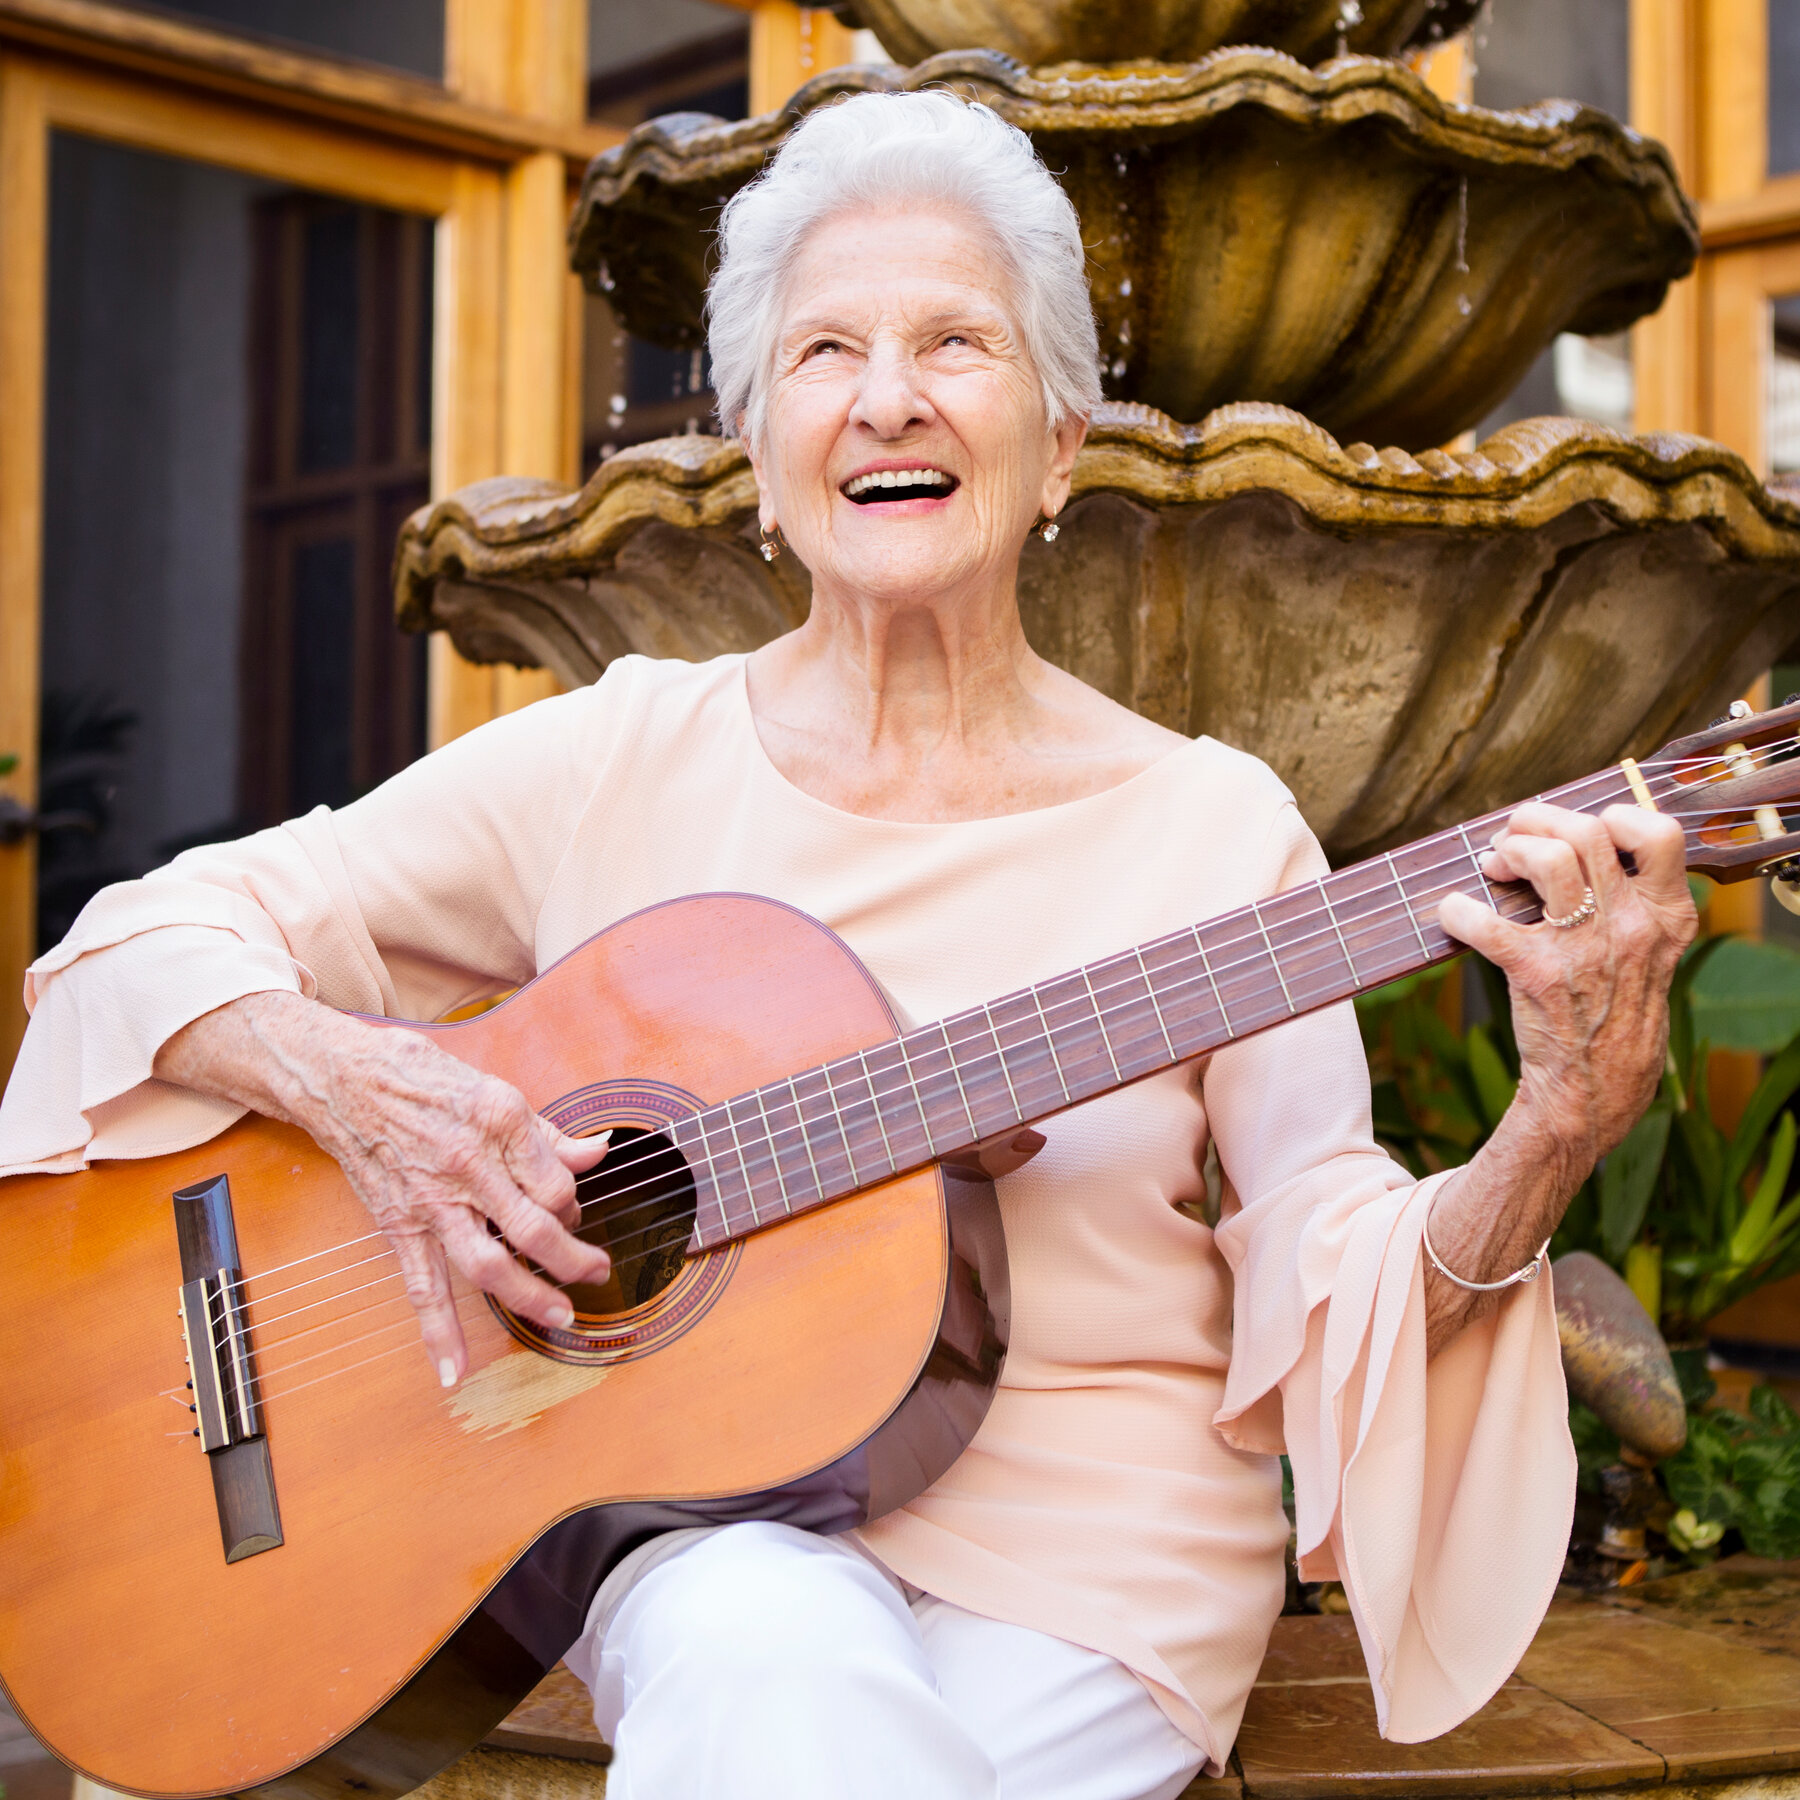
[0,0,612,1073]
[0,0,863,1071]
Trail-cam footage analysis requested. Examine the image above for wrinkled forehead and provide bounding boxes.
[773,204,1026,346]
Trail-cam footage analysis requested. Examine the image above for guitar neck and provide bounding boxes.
[677,754,1678,1250]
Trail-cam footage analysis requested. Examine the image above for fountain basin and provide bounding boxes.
[395,403,1800,863]
[843,0,1483,73]
[570,51,1697,451]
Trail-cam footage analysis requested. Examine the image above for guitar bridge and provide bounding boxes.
[174,1175,284,1563]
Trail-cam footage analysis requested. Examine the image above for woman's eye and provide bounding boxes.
[942,333,970,347]
[805,339,842,359]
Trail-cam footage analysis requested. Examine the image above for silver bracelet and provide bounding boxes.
[1422,1191,1551,1293]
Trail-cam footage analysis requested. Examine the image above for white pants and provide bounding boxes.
[564,1521,1205,1800]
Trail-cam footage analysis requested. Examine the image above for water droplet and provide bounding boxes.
[609,393,627,419]
[1119,276,1132,297]
[688,348,705,394]
[1458,294,1472,316]
[1110,356,1127,380]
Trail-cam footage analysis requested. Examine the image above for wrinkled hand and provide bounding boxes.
[1415,804,1697,1352]
[313,1025,613,1386]
[155,991,612,1387]
[1439,803,1697,1175]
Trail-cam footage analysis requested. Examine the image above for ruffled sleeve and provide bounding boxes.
[0,676,617,1178]
[1208,802,1573,1743]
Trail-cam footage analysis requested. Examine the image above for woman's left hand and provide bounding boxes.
[1445,802,1698,1167]
[1424,803,1697,1347]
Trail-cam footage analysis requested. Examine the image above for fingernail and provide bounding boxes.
[439,1358,459,1389]
[550,1302,575,1329]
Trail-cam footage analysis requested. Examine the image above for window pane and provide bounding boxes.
[111,0,442,80]
[1770,296,1800,474]
[290,537,358,812]
[589,0,749,125]
[1772,1,1800,178]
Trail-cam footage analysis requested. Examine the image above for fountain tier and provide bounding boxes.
[397,405,1800,864]
[842,0,1484,72]
[571,51,1696,452]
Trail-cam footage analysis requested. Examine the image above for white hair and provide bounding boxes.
[707,89,1102,447]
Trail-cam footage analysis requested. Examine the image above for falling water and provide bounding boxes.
[1335,0,1362,59]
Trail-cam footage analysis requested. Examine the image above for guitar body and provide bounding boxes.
[0,894,1009,1800]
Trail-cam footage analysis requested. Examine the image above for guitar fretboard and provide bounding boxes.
[668,757,1674,1250]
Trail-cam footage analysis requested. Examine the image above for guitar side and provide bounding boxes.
[0,895,1008,1799]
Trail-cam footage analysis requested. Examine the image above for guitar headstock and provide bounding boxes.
[1653,697,1800,886]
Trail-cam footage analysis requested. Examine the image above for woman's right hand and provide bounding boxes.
[155,989,611,1386]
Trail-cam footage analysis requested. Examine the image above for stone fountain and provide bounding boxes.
[395,7,1800,864]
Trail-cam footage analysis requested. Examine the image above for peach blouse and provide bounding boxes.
[0,653,1573,1769]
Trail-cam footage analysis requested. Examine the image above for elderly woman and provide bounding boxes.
[2,92,1691,1800]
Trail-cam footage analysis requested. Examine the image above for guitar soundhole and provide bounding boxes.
[560,1127,697,1318]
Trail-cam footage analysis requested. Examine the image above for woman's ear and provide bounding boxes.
[1039,410,1089,520]
[740,424,778,534]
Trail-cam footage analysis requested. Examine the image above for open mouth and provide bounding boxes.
[841,467,959,505]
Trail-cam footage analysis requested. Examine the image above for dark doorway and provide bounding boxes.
[240,195,432,828]
[37,136,432,955]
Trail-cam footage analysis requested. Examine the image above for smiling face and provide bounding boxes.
[746,206,1086,611]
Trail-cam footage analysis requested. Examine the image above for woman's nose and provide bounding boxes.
[849,347,933,438]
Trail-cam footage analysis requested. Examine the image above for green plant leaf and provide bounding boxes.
[1669,936,1732,1099]
[1730,1110,1798,1266]
[1600,1103,1673,1261]
[1691,936,1800,1052]
[1465,1024,1518,1132]
[1722,1031,1800,1205]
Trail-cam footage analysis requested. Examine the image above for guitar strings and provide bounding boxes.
[233,769,1786,1400]
[232,748,1694,1327]
[223,746,1736,1346]
[224,753,1686,1353]
[219,746,1781,1377]
[225,738,1764,1321]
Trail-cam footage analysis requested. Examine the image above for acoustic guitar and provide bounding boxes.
[3,701,1796,1800]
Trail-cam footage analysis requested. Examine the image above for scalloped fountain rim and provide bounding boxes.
[569,46,1696,277]
[396,403,1800,624]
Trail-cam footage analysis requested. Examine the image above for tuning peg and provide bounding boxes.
[1785,693,1800,707]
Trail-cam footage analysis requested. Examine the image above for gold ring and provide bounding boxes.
[1543,886,1598,929]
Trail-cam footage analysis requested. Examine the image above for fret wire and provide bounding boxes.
[1030,986,1072,1103]
[1079,966,1124,1084]
[1457,823,1499,912]
[1133,948,1176,1060]
[751,1089,791,1213]
[690,1118,733,1243]
[1190,925,1231,1032]
[717,1105,762,1230]
[1250,899,1295,1015]
[856,1048,898,1168]
[1315,878,1358,983]
[983,1001,1024,1117]
[787,1075,825,1197]
[1385,851,1432,958]
[894,1036,936,1148]
[818,1062,864,1186]
[938,1022,982,1142]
